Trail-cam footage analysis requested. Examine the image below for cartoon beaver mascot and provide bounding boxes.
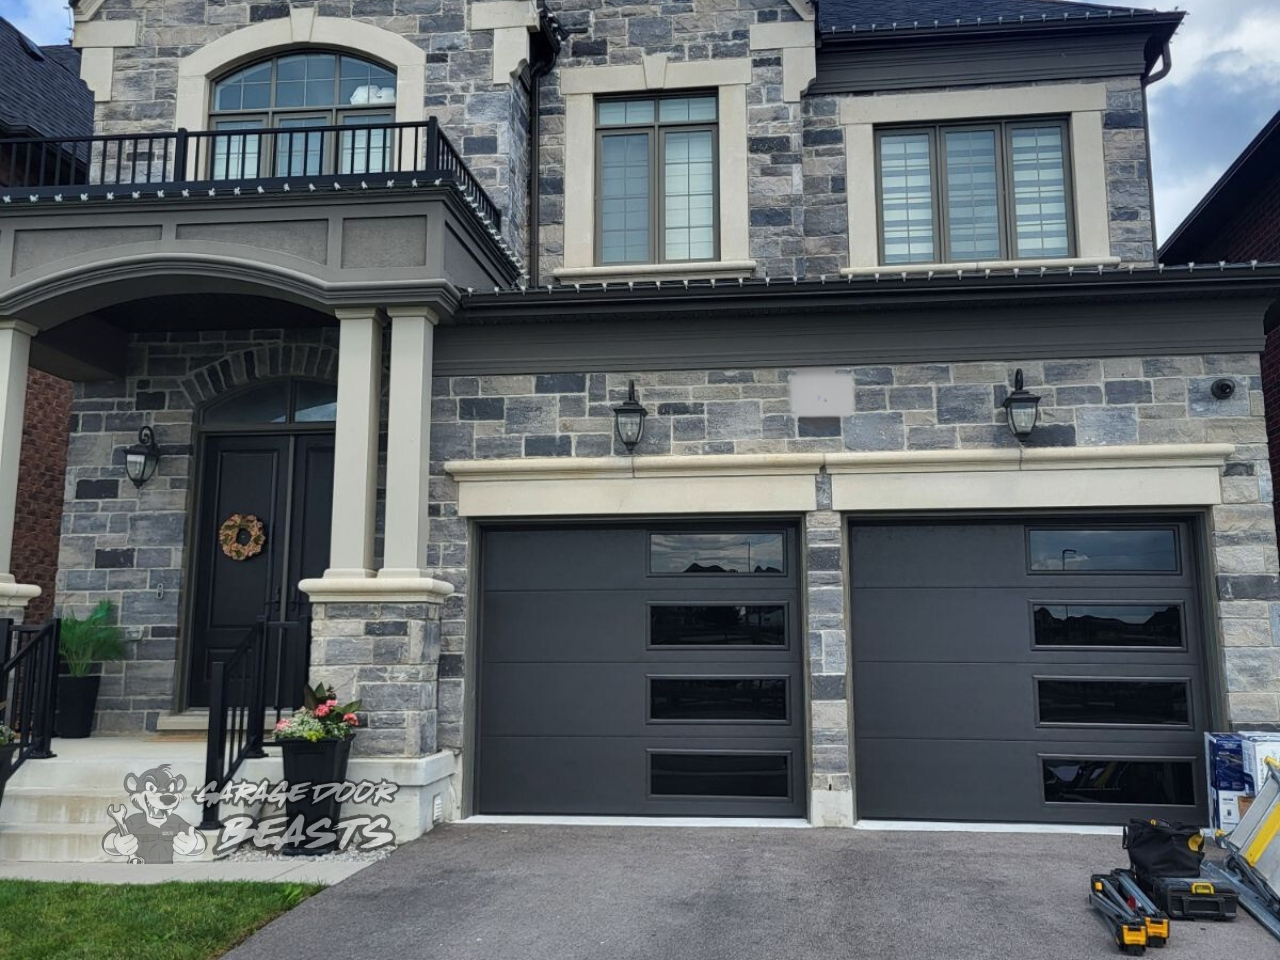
[102,764,207,864]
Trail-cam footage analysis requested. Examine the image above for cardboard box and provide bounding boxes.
[1239,732,1280,791]
[1206,733,1252,791]
[1212,788,1252,831]
[1206,734,1255,831]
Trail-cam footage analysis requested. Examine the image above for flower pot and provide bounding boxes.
[55,674,101,739]
[0,743,17,811]
[278,736,354,856]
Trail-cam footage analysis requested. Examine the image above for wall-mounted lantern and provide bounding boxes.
[613,380,648,454]
[124,426,162,487]
[1002,369,1042,442]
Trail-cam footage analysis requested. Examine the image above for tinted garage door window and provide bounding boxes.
[478,525,806,817]
[850,521,1207,825]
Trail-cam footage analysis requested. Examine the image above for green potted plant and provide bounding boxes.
[0,708,15,811]
[56,600,127,739]
[273,682,361,856]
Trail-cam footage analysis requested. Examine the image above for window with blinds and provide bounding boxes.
[876,119,1073,265]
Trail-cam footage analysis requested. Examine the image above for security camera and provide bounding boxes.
[1210,379,1236,400]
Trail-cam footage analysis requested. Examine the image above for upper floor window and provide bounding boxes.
[210,52,397,178]
[596,94,719,266]
[876,119,1073,265]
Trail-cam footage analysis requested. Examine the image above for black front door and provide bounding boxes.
[187,433,334,706]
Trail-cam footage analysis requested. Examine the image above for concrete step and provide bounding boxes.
[0,788,207,827]
[0,822,222,863]
[0,823,116,862]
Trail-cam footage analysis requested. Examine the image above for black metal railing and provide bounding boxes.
[0,117,501,228]
[200,614,310,830]
[0,619,59,778]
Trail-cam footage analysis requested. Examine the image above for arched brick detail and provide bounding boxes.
[178,342,339,410]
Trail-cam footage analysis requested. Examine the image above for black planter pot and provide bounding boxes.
[0,742,17,811]
[55,675,101,739]
[278,736,354,856]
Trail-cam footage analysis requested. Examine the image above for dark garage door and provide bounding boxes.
[850,519,1210,825]
[478,523,806,817]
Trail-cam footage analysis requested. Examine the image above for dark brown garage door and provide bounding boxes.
[850,519,1210,825]
[477,523,806,817]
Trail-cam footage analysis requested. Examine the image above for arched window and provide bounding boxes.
[203,379,337,426]
[209,52,397,179]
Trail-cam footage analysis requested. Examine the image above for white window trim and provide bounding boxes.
[555,55,755,282]
[840,83,1118,275]
[175,9,427,175]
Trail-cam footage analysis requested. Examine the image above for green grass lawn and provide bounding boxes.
[0,880,323,960]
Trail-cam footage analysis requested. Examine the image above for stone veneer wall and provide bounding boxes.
[309,600,441,758]
[427,353,1280,792]
[56,327,339,733]
[87,0,530,258]
[534,0,1156,277]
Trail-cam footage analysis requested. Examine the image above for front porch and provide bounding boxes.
[0,119,516,857]
[0,735,455,862]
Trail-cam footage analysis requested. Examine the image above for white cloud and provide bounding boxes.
[0,0,71,46]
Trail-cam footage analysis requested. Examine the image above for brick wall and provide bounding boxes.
[12,370,72,624]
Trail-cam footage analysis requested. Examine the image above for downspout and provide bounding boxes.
[1142,42,1173,261]
[527,16,561,287]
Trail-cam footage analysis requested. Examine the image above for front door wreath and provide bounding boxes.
[219,513,266,561]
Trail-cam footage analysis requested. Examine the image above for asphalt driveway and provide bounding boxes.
[226,825,1276,960]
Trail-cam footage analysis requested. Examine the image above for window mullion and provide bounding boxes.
[651,126,661,264]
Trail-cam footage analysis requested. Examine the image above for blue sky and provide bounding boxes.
[2,0,1278,247]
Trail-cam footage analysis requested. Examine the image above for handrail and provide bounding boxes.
[199,615,310,830]
[0,619,59,778]
[0,117,502,229]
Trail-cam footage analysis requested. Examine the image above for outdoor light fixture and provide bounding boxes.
[613,380,648,454]
[124,425,162,487]
[1002,369,1042,441]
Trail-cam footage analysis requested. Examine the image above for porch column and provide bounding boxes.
[324,308,385,580]
[379,306,439,580]
[0,320,41,616]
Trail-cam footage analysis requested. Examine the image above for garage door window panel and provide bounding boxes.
[649,603,789,648]
[1032,603,1185,649]
[1027,528,1180,574]
[1036,678,1192,728]
[649,532,786,576]
[648,677,789,723]
[648,751,792,800]
[1042,757,1196,807]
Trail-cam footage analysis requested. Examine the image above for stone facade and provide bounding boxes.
[87,0,531,257]
[309,599,442,758]
[80,1,1160,279]
[57,327,338,733]
[424,354,1280,791]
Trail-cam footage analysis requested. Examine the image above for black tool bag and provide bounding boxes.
[1123,819,1205,879]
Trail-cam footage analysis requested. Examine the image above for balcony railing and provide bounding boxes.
[0,117,501,228]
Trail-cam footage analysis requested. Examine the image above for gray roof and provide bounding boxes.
[817,0,1174,32]
[0,18,93,141]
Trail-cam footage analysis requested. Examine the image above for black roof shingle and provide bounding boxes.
[817,0,1174,32]
[0,18,93,141]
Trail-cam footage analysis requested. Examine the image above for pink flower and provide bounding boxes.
[315,704,331,717]
[343,713,358,725]
[275,720,289,731]
[327,697,338,705]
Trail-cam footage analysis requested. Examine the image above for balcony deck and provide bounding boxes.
[0,117,504,232]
